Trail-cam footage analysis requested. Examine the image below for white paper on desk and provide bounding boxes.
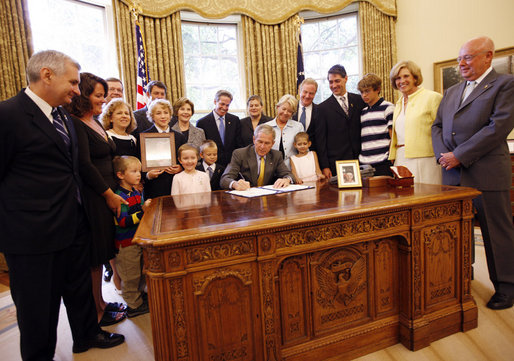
[227,187,278,198]
[260,184,314,193]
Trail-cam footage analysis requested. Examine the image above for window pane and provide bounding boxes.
[301,12,361,98]
[182,21,244,120]
[26,0,118,79]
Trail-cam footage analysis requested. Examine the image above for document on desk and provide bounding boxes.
[227,184,314,198]
[227,187,278,198]
[260,184,314,193]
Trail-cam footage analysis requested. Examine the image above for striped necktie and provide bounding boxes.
[52,108,71,151]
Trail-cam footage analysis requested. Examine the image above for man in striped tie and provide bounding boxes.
[0,50,124,360]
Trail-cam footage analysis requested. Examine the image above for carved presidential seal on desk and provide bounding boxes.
[315,248,367,308]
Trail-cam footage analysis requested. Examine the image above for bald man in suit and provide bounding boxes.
[220,124,293,190]
[432,36,514,310]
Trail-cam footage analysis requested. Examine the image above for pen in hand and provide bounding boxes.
[235,172,250,191]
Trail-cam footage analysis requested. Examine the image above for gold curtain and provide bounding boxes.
[0,0,32,101]
[114,0,185,109]
[359,1,397,102]
[241,15,298,117]
[121,0,396,24]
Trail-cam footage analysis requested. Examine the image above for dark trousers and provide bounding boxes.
[5,207,100,361]
[473,190,514,296]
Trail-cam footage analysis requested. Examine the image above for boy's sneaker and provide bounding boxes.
[127,300,149,318]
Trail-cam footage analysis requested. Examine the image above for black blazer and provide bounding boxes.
[239,115,273,147]
[315,93,365,174]
[132,106,153,138]
[292,103,320,152]
[196,163,225,191]
[141,125,186,199]
[196,111,241,167]
[0,91,82,254]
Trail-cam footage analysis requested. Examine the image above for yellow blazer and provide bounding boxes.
[389,87,442,160]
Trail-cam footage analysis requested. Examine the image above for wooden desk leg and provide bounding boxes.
[259,260,280,361]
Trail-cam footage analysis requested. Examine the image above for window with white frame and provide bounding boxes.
[26,0,119,79]
[300,7,361,104]
[181,13,245,122]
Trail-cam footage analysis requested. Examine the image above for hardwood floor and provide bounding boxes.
[0,234,513,361]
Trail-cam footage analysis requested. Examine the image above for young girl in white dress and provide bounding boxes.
[171,144,211,195]
[290,132,325,184]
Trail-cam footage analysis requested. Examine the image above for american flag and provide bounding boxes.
[296,33,305,90]
[136,21,149,109]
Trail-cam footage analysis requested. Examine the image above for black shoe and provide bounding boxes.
[127,300,149,318]
[103,264,113,282]
[98,310,127,327]
[486,292,514,310]
[72,330,125,353]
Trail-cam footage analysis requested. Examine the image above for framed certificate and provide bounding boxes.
[140,132,176,172]
[335,160,362,188]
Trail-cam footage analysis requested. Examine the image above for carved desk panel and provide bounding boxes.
[135,183,479,361]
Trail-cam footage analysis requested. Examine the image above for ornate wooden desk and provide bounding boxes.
[134,183,479,361]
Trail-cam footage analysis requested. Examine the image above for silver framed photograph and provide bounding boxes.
[140,132,177,172]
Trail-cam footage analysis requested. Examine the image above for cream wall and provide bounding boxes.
[395,0,514,92]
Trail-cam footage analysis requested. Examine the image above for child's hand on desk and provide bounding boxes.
[142,199,152,212]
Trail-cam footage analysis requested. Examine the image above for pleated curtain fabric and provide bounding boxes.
[0,0,32,101]
[241,15,298,117]
[359,1,397,103]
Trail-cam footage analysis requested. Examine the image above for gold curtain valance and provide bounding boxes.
[121,0,396,23]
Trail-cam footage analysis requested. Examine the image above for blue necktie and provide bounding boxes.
[52,108,71,151]
[299,106,306,129]
[219,116,225,145]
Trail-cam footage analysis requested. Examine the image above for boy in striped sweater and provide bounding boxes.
[357,73,395,176]
[113,156,152,318]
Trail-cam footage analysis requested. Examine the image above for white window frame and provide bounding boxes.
[299,3,362,99]
[27,0,119,79]
[180,11,246,121]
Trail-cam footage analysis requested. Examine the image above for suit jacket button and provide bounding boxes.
[451,132,456,135]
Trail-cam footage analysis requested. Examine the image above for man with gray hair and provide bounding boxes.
[0,50,124,360]
[432,36,514,310]
[220,124,293,190]
[197,89,242,166]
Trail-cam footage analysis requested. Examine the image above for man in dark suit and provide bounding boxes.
[220,124,293,190]
[292,78,320,152]
[0,50,124,360]
[133,80,167,137]
[432,36,514,310]
[196,90,242,167]
[316,64,366,178]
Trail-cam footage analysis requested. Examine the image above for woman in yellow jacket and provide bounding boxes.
[389,60,443,184]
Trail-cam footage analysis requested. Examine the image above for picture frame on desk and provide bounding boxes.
[335,160,362,188]
[434,46,514,93]
[140,132,176,172]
